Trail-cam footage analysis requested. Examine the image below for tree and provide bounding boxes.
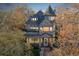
[0,6,35,56]
[51,5,79,56]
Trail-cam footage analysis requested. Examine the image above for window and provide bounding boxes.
[40,27,43,30]
[30,27,38,30]
[40,27,53,32]
[32,18,37,21]
[53,25,55,29]
[43,27,49,32]
[32,38,38,42]
[49,27,53,31]
[49,16,55,21]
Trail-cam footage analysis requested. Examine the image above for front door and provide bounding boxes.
[43,38,48,46]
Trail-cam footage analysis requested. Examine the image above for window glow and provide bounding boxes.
[40,27,43,30]
[43,27,49,32]
[49,27,53,31]
[30,27,38,30]
[49,16,54,21]
[32,18,37,21]
[40,27,53,32]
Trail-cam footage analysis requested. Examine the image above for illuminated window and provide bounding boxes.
[43,27,49,32]
[40,27,53,32]
[49,27,53,31]
[49,16,55,21]
[53,25,55,28]
[32,18,37,21]
[40,27,43,30]
[32,38,38,42]
[30,27,38,30]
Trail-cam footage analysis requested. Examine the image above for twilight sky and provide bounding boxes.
[0,3,69,11]
[27,3,65,10]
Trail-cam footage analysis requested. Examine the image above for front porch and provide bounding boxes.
[26,37,55,47]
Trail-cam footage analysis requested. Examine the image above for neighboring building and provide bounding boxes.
[24,5,58,47]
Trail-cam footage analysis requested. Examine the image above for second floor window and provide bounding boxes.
[30,27,38,30]
[49,27,53,31]
[40,27,53,32]
[32,18,37,21]
[49,16,55,21]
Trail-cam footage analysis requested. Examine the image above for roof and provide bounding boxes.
[24,6,56,37]
[26,10,45,26]
[45,5,56,16]
[26,6,56,26]
[24,31,54,38]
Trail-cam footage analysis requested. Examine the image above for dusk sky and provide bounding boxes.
[27,3,65,10]
[0,3,68,11]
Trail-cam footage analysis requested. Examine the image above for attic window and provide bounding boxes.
[32,18,37,21]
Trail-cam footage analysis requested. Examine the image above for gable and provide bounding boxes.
[45,5,56,16]
[26,11,45,26]
[39,17,53,27]
[26,6,56,27]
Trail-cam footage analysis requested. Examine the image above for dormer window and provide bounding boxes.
[32,18,37,21]
[49,16,55,21]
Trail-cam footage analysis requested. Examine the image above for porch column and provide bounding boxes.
[41,38,43,43]
[48,38,51,44]
[38,37,41,43]
[49,38,52,46]
[26,38,29,44]
[50,37,55,47]
[39,38,40,46]
[27,38,32,43]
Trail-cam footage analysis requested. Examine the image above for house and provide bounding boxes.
[24,5,58,47]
